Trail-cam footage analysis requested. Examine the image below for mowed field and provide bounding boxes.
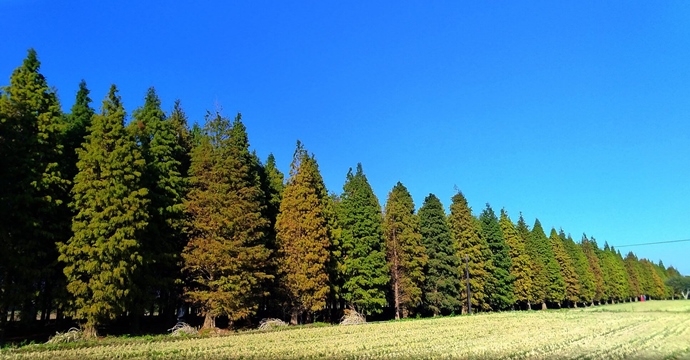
[2,301,690,359]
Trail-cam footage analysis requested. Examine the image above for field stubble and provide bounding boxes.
[2,300,690,359]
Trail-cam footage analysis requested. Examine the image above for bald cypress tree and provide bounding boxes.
[563,234,595,306]
[480,204,514,311]
[338,164,388,315]
[59,85,148,338]
[529,220,564,308]
[419,194,461,316]
[581,235,605,304]
[448,191,491,313]
[624,252,642,301]
[182,112,271,329]
[1,49,68,338]
[275,142,330,324]
[550,229,578,307]
[499,210,533,310]
[384,182,427,319]
[516,215,541,310]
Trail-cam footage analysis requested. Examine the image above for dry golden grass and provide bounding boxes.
[2,300,689,359]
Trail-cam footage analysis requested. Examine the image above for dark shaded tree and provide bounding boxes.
[479,204,514,311]
[419,194,461,316]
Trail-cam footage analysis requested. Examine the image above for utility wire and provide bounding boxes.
[614,238,690,248]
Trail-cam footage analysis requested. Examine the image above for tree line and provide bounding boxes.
[0,50,685,340]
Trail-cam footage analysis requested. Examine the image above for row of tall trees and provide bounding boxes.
[1,50,685,340]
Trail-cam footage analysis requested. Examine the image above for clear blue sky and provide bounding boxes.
[2,1,689,275]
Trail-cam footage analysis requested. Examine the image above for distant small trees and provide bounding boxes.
[665,276,690,299]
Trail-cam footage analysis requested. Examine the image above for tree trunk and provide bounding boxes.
[203,313,216,329]
[0,304,6,346]
[573,301,578,308]
[84,322,98,339]
[527,301,531,310]
[541,302,547,310]
[392,232,401,320]
[290,310,299,325]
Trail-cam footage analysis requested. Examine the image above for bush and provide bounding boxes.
[258,318,288,331]
[46,328,84,344]
[168,322,198,336]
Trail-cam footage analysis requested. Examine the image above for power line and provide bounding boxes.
[615,238,690,248]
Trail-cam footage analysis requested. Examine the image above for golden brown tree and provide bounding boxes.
[182,112,271,329]
[275,141,331,324]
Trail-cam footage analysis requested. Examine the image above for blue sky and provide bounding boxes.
[2,1,689,275]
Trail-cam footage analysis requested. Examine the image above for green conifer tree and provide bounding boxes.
[550,229,578,307]
[129,88,187,321]
[581,235,605,304]
[448,191,492,313]
[182,112,271,329]
[479,204,514,311]
[338,163,389,315]
[624,252,642,301]
[516,214,542,309]
[529,220,565,308]
[63,80,95,184]
[499,210,533,309]
[383,182,427,319]
[275,142,331,324]
[563,235,596,305]
[419,194,462,316]
[58,85,148,338]
[0,49,68,331]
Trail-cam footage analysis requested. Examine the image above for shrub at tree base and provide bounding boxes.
[46,328,84,344]
[258,318,289,331]
[340,309,366,325]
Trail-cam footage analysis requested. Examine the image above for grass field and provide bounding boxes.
[2,300,689,359]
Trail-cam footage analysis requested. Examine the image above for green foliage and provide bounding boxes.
[550,229,578,305]
[182,112,272,328]
[275,141,331,322]
[58,85,149,336]
[499,210,533,307]
[338,164,389,315]
[581,235,605,303]
[63,80,95,184]
[665,276,690,299]
[448,191,492,312]
[419,194,462,316]
[563,235,596,304]
[479,204,514,311]
[0,49,69,331]
[383,182,427,319]
[529,220,565,305]
[129,87,188,319]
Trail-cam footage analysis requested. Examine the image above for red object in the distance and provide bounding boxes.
[640,295,645,302]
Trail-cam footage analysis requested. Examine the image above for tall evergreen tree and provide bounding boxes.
[182,112,271,329]
[383,182,427,319]
[448,191,492,313]
[129,87,187,321]
[581,235,605,304]
[58,85,148,338]
[275,142,330,324]
[479,204,514,311]
[563,235,596,305]
[63,80,95,184]
[516,214,541,309]
[529,220,564,308]
[338,163,389,315]
[499,210,533,309]
[550,229,578,307]
[419,194,462,316]
[624,252,642,301]
[0,49,68,334]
